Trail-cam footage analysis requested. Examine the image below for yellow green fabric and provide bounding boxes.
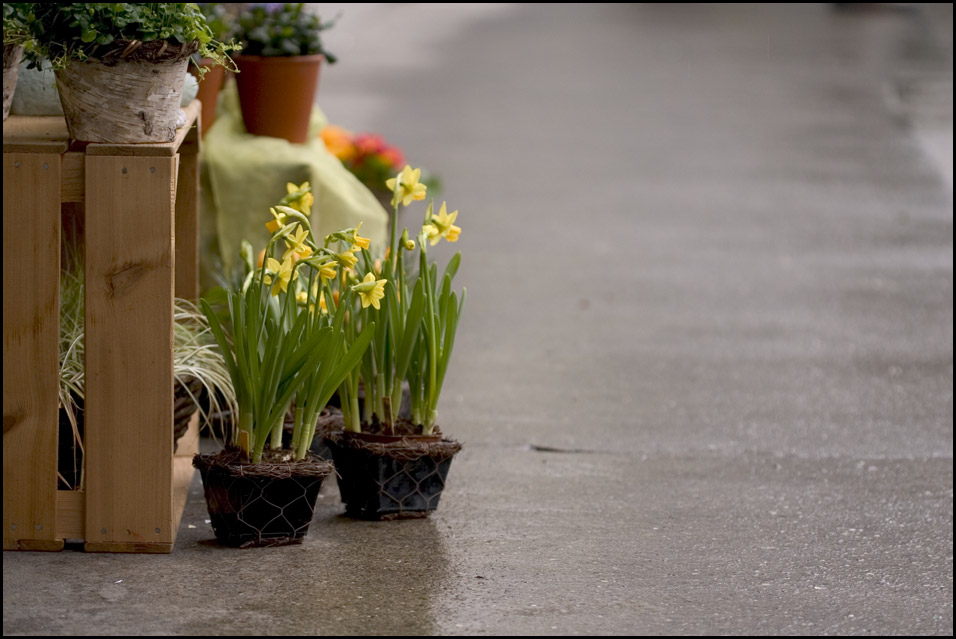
[200,82,388,282]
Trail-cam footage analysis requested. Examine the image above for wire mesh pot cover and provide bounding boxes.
[325,431,461,521]
[193,449,333,548]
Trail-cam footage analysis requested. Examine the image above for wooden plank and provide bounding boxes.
[3,153,62,549]
[55,490,85,540]
[175,131,200,300]
[84,155,176,550]
[61,152,85,202]
[85,101,201,157]
[84,541,172,553]
[2,115,69,150]
[17,539,65,552]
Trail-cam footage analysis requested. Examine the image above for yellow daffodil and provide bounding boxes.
[263,257,297,297]
[423,202,461,245]
[385,165,427,207]
[283,225,313,261]
[284,181,315,215]
[296,290,308,305]
[316,260,337,281]
[404,238,416,251]
[352,272,388,310]
[256,248,266,269]
[335,250,358,270]
[351,221,371,250]
[266,207,287,233]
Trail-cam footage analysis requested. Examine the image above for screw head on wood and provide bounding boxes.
[101,528,107,534]
[36,525,42,530]
[155,528,161,534]
[14,161,20,167]
[122,168,128,174]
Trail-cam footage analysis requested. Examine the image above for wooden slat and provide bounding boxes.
[61,152,85,202]
[84,155,176,551]
[174,124,200,300]
[2,116,69,151]
[55,490,85,540]
[3,153,61,549]
[85,101,201,157]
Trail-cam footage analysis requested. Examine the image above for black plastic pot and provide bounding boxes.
[325,431,461,520]
[193,449,333,548]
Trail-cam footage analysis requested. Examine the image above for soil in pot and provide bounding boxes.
[55,39,196,143]
[325,420,462,521]
[193,448,333,548]
[233,54,322,143]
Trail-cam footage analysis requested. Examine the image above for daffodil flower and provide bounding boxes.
[423,202,461,245]
[352,272,388,310]
[296,290,308,305]
[263,256,297,296]
[283,225,313,261]
[351,221,371,251]
[283,181,315,215]
[265,207,287,233]
[385,165,427,207]
[316,260,337,281]
[335,250,358,270]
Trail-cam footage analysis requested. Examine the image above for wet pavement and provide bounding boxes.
[3,4,953,635]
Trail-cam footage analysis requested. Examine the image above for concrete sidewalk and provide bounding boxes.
[3,4,952,635]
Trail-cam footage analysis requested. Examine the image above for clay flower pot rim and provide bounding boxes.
[234,53,325,65]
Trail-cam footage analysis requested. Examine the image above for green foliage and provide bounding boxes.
[2,3,32,44]
[26,3,237,71]
[196,3,236,42]
[235,3,336,61]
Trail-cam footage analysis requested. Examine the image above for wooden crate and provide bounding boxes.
[3,102,203,553]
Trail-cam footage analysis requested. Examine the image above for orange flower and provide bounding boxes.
[320,125,356,162]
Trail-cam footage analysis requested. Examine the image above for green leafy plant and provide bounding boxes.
[196,3,236,43]
[2,3,32,45]
[201,184,372,463]
[25,3,237,74]
[235,3,336,60]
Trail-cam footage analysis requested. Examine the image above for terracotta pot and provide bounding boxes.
[3,44,24,120]
[189,58,226,139]
[233,54,323,143]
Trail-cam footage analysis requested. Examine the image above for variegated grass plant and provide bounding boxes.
[58,248,237,489]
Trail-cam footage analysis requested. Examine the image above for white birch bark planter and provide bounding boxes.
[3,43,24,121]
[54,40,196,143]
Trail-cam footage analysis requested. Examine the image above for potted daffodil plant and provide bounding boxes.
[194,182,375,547]
[325,165,466,520]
